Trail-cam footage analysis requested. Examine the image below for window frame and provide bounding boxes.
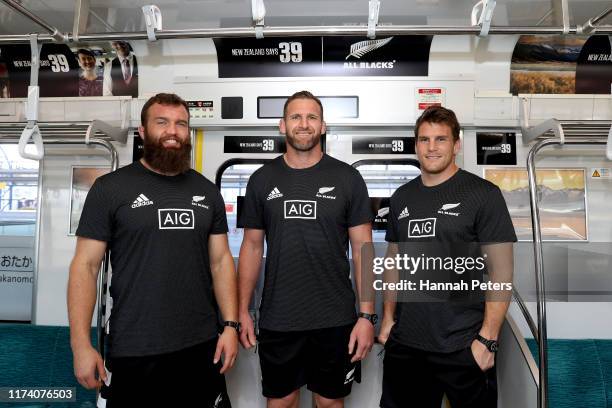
[215,158,273,189]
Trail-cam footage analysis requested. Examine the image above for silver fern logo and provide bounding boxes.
[438,203,461,216]
[345,37,394,60]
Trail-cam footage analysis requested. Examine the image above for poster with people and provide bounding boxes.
[0,41,138,98]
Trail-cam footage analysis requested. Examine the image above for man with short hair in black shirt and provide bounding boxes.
[67,93,238,407]
[238,90,375,408]
[379,106,516,408]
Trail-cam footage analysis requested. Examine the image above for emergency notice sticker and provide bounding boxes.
[416,87,445,111]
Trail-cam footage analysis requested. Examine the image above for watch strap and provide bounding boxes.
[223,321,241,333]
[475,334,498,352]
[358,312,378,325]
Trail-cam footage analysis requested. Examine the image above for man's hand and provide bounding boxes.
[239,310,256,349]
[377,317,395,345]
[348,318,375,363]
[214,327,239,374]
[72,343,106,390]
[470,339,495,372]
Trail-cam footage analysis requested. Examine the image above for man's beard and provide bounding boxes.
[286,129,321,152]
[142,133,192,174]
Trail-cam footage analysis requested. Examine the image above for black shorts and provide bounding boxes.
[99,337,231,407]
[258,324,360,399]
[380,338,497,408]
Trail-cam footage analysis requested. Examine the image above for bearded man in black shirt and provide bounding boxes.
[238,90,375,408]
[379,106,516,408]
[68,93,238,407]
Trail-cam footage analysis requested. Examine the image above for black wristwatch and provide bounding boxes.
[358,312,378,325]
[223,321,242,333]
[475,334,499,353]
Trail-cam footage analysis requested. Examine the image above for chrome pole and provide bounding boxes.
[1,24,612,44]
[512,288,539,342]
[0,0,65,41]
[578,7,612,34]
[590,7,612,25]
[526,137,608,408]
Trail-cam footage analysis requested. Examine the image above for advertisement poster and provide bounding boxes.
[214,36,432,78]
[69,166,111,235]
[0,40,138,98]
[476,132,517,165]
[575,35,612,94]
[484,168,587,241]
[224,136,286,154]
[510,35,611,95]
[352,136,415,155]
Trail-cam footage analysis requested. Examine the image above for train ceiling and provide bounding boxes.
[0,0,610,38]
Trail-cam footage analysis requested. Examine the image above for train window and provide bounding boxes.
[216,159,270,256]
[353,159,421,241]
[0,145,39,236]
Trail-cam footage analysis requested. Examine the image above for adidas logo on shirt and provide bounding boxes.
[398,207,410,220]
[131,193,154,208]
[267,187,284,200]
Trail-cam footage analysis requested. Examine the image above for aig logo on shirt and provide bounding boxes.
[408,218,436,238]
[158,209,195,229]
[284,200,317,220]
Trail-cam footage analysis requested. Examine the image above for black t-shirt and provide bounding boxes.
[76,161,228,358]
[385,169,517,352]
[240,154,373,331]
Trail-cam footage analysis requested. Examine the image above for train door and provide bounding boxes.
[324,130,421,407]
[202,128,317,407]
[34,141,124,325]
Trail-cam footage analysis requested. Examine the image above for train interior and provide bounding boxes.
[0,0,611,406]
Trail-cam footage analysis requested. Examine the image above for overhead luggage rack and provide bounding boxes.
[0,122,121,140]
[0,0,610,43]
[537,121,612,140]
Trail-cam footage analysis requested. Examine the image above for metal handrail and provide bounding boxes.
[512,288,539,343]
[1,24,612,44]
[0,0,66,42]
[526,137,608,408]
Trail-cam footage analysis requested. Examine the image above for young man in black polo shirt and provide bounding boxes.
[238,91,376,408]
[68,93,238,407]
[379,106,516,408]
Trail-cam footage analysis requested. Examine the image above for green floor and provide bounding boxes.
[527,338,612,408]
[3,324,612,407]
[0,324,96,407]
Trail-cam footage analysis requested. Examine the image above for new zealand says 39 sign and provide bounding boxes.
[213,36,432,78]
